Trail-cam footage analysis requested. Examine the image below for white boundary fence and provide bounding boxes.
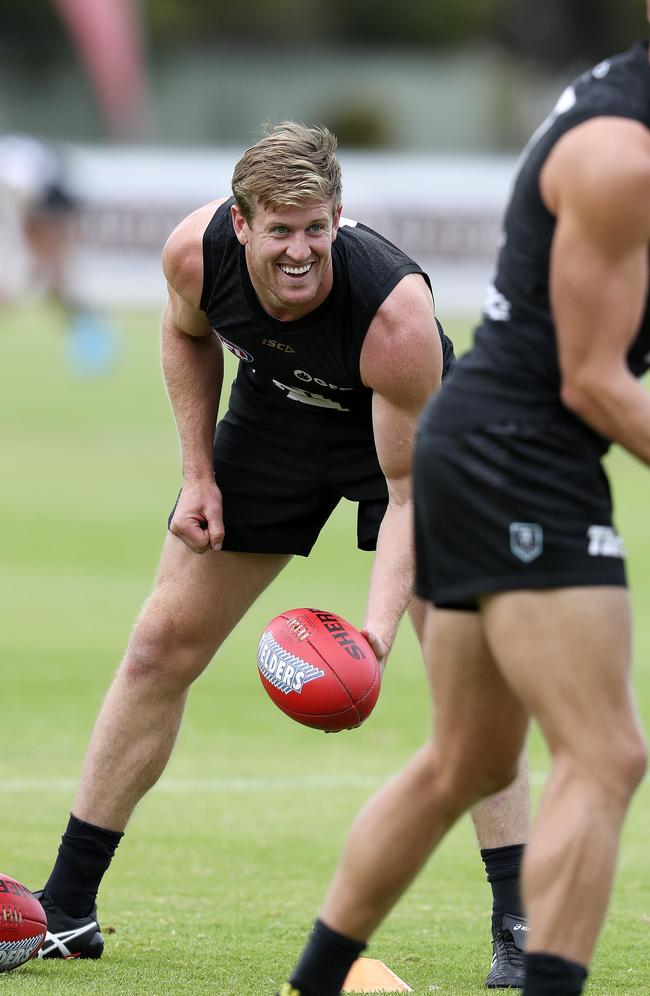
[55,146,518,315]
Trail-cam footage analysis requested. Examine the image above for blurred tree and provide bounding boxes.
[323,105,392,147]
[141,0,508,48]
[2,1,69,66]
[139,0,646,61]
[327,0,509,47]
[495,0,646,66]
[3,0,647,61]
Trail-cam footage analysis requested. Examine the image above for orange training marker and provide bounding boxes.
[342,957,414,993]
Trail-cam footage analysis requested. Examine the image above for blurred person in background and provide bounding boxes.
[0,134,118,376]
[281,17,650,996]
[34,121,529,988]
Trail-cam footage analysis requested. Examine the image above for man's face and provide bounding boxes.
[232,199,341,318]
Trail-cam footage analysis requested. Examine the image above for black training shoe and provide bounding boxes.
[486,913,527,989]
[33,889,104,959]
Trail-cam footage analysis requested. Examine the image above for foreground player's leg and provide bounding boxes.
[482,587,647,995]
[282,608,529,996]
[472,756,529,988]
[38,537,290,958]
[411,597,530,989]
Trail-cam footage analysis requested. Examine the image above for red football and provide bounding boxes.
[257,607,381,732]
[0,874,47,972]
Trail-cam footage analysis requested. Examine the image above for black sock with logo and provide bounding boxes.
[523,952,587,995]
[44,813,124,918]
[288,918,366,996]
[480,843,525,936]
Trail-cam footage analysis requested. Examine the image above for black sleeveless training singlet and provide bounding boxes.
[200,198,453,427]
[426,41,650,447]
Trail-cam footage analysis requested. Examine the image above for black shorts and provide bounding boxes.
[414,417,627,609]
[169,403,388,556]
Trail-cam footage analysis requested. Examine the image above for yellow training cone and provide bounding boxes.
[342,957,413,993]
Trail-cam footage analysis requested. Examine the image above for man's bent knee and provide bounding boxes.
[592,725,647,802]
[612,730,648,801]
[420,743,518,816]
[556,729,647,807]
[457,758,519,807]
[120,614,217,693]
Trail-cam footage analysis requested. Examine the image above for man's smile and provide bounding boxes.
[278,262,315,277]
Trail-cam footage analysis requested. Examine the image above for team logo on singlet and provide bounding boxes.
[270,369,354,411]
[587,526,624,558]
[592,59,611,80]
[213,331,254,363]
[484,282,511,322]
[509,522,543,563]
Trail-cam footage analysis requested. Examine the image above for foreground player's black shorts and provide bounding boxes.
[414,417,627,610]
[169,402,388,557]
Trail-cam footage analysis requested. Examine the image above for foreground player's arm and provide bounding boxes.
[541,116,650,462]
[360,273,443,669]
[162,202,227,552]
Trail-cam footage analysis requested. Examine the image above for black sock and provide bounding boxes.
[523,952,587,995]
[44,813,124,918]
[288,919,366,996]
[480,843,525,935]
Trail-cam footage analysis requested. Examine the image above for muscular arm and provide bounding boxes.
[541,117,650,462]
[161,201,228,551]
[360,273,443,669]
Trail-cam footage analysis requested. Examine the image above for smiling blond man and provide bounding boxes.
[35,124,529,983]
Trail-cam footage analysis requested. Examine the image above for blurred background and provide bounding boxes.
[1,0,647,316]
[3,0,647,146]
[2,10,650,991]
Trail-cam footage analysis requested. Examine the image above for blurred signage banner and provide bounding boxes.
[64,146,516,316]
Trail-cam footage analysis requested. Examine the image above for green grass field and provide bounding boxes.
[1,304,649,994]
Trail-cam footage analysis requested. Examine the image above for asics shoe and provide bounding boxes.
[33,889,104,959]
[486,912,527,989]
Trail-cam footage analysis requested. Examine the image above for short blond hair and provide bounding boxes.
[231,121,342,223]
